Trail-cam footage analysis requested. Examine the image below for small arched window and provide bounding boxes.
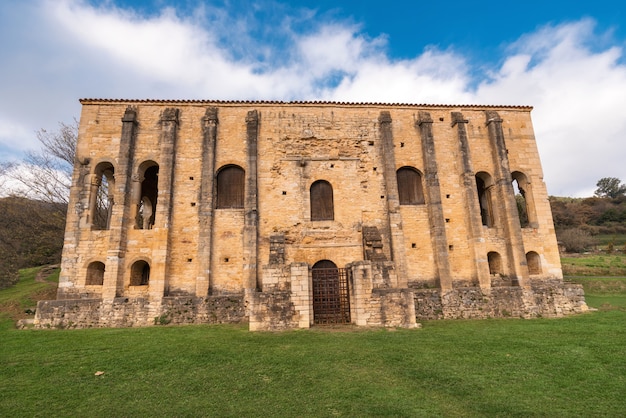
[216,165,245,209]
[86,261,105,286]
[397,167,425,205]
[310,180,334,221]
[130,260,150,286]
[487,251,502,276]
[526,251,542,275]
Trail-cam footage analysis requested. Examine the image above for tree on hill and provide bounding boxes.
[3,120,76,204]
[594,177,626,199]
[0,121,75,288]
[0,197,66,289]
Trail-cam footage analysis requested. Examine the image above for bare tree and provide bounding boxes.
[4,120,77,204]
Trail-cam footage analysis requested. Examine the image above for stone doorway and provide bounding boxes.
[312,260,351,325]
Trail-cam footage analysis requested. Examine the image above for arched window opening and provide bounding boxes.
[92,163,115,230]
[476,172,494,227]
[216,165,245,209]
[135,163,159,229]
[487,252,502,276]
[512,171,537,228]
[310,180,334,221]
[86,261,105,286]
[526,251,542,275]
[397,167,425,205]
[130,260,150,286]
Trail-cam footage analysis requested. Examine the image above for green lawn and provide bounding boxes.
[1,267,625,417]
[561,254,626,276]
[568,275,626,310]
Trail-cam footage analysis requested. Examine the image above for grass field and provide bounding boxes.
[1,267,626,417]
[561,253,626,276]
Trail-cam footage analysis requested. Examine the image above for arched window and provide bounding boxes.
[512,171,537,228]
[86,261,105,285]
[476,172,495,227]
[310,180,334,221]
[135,162,159,229]
[397,167,425,205]
[130,260,150,286]
[526,251,542,275]
[487,251,502,276]
[216,165,245,209]
[92,162,115,230]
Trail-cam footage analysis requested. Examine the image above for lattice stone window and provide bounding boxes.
[216,165,245,209]
[396,166,425,205]
[310,180,334,221]
[86,261,105,286]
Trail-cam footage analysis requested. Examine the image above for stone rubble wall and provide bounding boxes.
[34,295,246,329]
[413,281,588,321]
[33,280,587,329]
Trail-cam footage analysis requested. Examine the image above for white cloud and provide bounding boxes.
[474,19,626,196]
[1,1,625,197]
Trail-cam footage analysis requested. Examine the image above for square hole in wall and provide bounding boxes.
[411,243,416,248]
[446,194,451,198]
[448,245,454,251]
[191,202,196,207]
[400,142,405,147]
[189,176,194,180]
[445,218,450,223]
[187,258,193,262]
[224,257,229,263]
[282,191,287,195]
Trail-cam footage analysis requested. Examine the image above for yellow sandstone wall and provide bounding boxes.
[57,100,562,303]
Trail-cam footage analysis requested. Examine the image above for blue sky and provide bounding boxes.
[1,0,626,197]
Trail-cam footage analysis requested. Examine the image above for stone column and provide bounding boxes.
[485,110,529,286]
[289,263,311,328]
[451,112,491,288]
[57,156,92,299]
[378,111,408,288]
[196,107,218,296]
[244,110,259,291]
[150,108,179,300]
[350,261,373,326]
[103,106,138,299]
[415,111,452,291]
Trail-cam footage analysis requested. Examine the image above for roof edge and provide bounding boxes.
[78,98,533,110]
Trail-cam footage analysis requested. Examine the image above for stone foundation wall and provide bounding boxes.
[34,295,246,329]
[413,281,588,321]
[34,280,587,330]
[248,290,297,331]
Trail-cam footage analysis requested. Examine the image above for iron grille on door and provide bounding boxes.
[312,268,350,325]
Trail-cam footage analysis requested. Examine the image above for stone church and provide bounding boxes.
[35,99,587,330]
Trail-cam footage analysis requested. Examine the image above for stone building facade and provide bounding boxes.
[35,100,587,330]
